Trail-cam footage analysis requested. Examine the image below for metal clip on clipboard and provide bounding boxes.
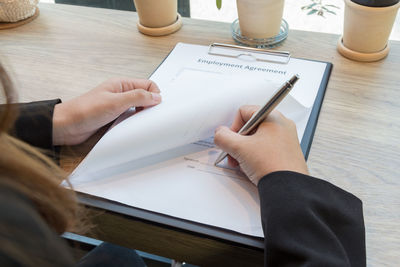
[208,43,291,64]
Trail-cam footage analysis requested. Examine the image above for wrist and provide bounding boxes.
[52,103,68,145]
[254,162,309,186]
[53,101,94,146]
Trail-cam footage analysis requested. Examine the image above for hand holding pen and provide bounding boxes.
[213,75,309,185]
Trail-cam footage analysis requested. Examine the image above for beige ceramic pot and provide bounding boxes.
[134,0,182,36]
[236,0,285,39]
[338,0,400,61]
[134,0,177,28]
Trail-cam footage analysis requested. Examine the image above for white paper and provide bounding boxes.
[72,71,283,177]
[69,43,328,237]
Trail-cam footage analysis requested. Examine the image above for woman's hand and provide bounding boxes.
[214,105,308,185]
[53,78,161,146]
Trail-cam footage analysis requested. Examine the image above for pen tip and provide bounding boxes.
[214,157,223,166]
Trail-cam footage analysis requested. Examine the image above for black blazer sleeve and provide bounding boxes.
[9,99,61,150]
[2,99,61,160]
[258,171,366,267]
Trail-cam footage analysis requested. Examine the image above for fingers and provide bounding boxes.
[231,105,260,132]
[120,78,160,94]
[258,110,295,133]
[214,126,245,159]
[121,88,162,108]
[265,110,285,122]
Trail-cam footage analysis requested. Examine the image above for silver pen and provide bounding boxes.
[214,74,300,166]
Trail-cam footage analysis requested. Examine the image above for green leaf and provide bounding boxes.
[321,7,337,15]
[301,3,317,10]
[216,0,222,10]
[325,4,340,9]
[325,10,337,15]
[307,9,318,15]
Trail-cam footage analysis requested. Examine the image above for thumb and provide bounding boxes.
[214,126,245,159]
[121,88,162,108]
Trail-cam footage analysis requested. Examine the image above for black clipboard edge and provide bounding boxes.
[300,61,333,159]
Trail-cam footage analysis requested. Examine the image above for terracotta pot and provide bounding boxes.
[236,0,285,39]
[134,0,177,28]
[338,0,400,61]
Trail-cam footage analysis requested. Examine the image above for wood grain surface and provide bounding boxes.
[0,3,399,266]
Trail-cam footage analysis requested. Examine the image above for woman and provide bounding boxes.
[0,62,366,266]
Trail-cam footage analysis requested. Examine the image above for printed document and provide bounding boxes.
[69,43,329,237]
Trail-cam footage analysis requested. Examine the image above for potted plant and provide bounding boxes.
[134,0,182,36]
[217,0,285,39]
[337,0,400,61]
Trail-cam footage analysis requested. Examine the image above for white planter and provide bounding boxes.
[236,0,285,39]
[338,0,400,61]
[0,0,38,22]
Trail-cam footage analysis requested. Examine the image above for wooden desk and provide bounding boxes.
[1,3,399,266]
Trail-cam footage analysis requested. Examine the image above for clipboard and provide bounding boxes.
[73,42,333,250]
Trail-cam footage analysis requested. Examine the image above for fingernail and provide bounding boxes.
[151,93,161,102]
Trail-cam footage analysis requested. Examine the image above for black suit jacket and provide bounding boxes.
[0,100,366,266]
